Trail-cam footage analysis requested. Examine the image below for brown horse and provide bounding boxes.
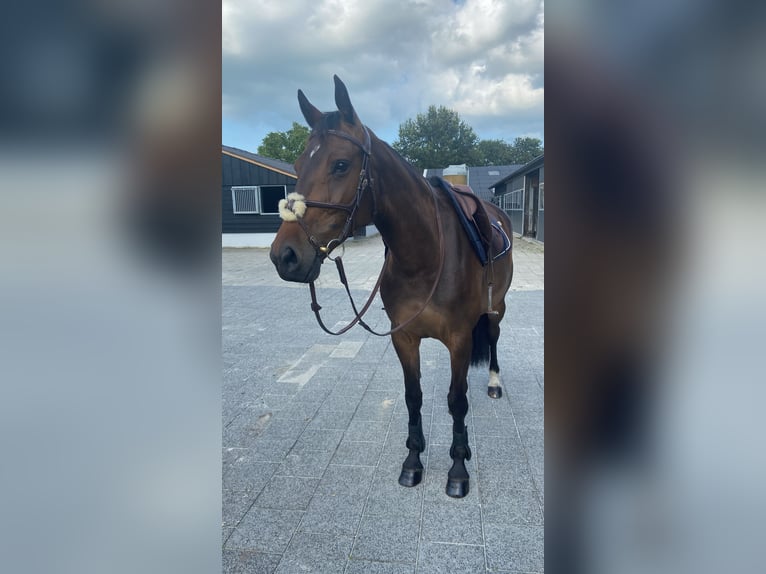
[270,76,513,497]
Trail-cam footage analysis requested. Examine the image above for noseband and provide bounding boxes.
[278,126,373,258]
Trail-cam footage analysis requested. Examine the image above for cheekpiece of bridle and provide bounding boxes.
[278,126,373,261]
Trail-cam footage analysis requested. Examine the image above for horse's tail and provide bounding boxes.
[470,314,491,366]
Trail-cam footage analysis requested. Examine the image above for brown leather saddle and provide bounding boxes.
[430,177,511,265]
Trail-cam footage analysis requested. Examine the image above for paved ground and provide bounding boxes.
[223,233,544,573]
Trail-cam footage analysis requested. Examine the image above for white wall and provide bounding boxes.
[222,227,378,249]
[222,233,277,248]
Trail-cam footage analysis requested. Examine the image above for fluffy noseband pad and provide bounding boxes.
[278,192,307,221]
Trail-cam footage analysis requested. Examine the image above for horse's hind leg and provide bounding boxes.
[446,334,473,498]
[488,308,504,399]
[392,331,425,487]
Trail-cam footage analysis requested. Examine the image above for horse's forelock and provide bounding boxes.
[315,111,342,134]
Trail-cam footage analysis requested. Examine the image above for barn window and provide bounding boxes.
[539,182,544,211]
[231,185,287,214]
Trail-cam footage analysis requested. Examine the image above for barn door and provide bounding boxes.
[524,171,539,237]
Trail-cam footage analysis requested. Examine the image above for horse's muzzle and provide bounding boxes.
[270,243,322,283]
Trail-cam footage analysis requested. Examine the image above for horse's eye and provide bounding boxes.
[332,160,350,175]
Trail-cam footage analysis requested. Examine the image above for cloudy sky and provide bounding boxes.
[223,0,543,152]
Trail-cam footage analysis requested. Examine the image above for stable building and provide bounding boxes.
[490,155,544,243]
[222,145,298,247]
[423,164,522,204]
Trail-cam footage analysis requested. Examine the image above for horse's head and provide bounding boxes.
[270,75,374,283]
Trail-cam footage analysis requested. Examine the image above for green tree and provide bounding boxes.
[474,139,516,166]
[392,105,479,169]
[257,122,310,164]
[474,137,543,166]
[507,136,543,164]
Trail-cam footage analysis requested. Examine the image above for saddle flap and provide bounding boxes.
[451,184,479,218]
[429,176,511,265]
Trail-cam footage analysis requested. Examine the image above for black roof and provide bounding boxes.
[423,165,522,202]
[488,154,544,189]
[222,145,297,177]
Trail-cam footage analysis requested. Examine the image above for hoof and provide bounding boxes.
[487,386,502,399]
[446,478,469,498]
[399,467,423,487]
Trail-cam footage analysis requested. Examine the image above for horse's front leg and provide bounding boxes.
[392,331,425,487]
[446,335,473,498]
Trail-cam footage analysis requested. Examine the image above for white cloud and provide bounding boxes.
[223,0,544,146]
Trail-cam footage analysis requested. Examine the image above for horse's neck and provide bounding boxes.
[371,142,441,275]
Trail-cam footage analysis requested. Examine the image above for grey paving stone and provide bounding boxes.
[477,460,536,491]
[467,396,496,417]
[326,382,369,401]
[300,503,365,536]
[274,530,353,574]
[306,408,356,430]
[351,513,421,563]
[224,410,276,448]
[427,423,477,448]
[417,542,486,573]
[353,396,398,422]
[278,400,322,421]
[315,464,376,499]
[332,439,383,467]
[258,417,309,441]
[345,418,391,442]
[223,447,243,477]
[320,392,364,412]
[225,507,304,554]
[224,252,543,570]
[421,500,484,545]
[277,450,334,478]
[249,437,297,463]
[344,560,415,574]
[484,522,544,573]
[261,393,299,410]
[292,428,345,454]
[479,484,543,525]
[224,456,279,493]
[223,549,281,574]
[222,489,256,529]
[526,444,544,476]
[223,527,234,546]
[475,437,529,469]
[472,415,518,437]
[255,475,320,510]
[364,467,424,517]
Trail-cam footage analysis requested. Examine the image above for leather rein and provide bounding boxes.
[281,125,445,337]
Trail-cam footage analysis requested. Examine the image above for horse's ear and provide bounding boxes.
[298,89,322,129]
[334,75,357,125]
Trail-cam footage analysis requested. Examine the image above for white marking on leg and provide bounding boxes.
[488,370,501,388]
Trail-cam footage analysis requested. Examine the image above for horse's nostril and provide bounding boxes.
[281,246,298,268]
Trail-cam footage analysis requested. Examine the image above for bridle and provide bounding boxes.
[281,126,374,257]
[278,124,445,337]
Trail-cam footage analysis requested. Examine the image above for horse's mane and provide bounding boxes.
[372,134,431,189]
